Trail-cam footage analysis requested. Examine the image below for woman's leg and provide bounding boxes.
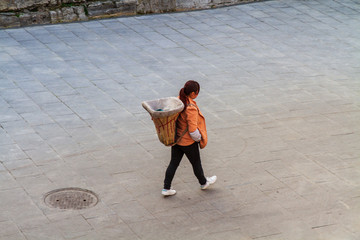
[163,145,184,189]
[183,142,207,185]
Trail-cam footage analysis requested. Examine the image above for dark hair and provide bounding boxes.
[179,80,200,109]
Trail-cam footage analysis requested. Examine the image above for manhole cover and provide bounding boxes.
[44,188,98,210]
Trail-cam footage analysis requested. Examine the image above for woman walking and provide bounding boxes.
[162,80,217,196]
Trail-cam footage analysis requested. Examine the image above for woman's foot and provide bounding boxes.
[201,176,217,190]
[162,189,176,196]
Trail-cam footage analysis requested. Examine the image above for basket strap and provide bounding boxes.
[171,127,188,146]
[187,103,197,110]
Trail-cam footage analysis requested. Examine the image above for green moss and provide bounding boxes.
[83,5,88,16]
[61,3,75,8]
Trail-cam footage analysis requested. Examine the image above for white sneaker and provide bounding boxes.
[201,176,217,190]
[162,189,176,196]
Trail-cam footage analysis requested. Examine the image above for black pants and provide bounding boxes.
[164,142,207,189]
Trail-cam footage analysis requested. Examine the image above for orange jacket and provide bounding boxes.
[176,97,208,149]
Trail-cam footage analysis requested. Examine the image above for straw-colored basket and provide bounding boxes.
[142,97,184,146]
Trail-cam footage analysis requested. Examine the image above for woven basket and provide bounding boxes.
[142,97,184,146]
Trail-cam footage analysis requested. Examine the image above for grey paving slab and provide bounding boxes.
[1,0,360,239]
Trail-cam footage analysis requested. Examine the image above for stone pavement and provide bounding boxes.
[1,0,360,239]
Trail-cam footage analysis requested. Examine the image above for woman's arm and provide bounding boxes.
[186,106,201,141]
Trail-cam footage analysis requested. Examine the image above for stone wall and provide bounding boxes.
[0,0,260,28]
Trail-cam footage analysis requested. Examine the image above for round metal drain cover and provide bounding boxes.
[44,188,98,210]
